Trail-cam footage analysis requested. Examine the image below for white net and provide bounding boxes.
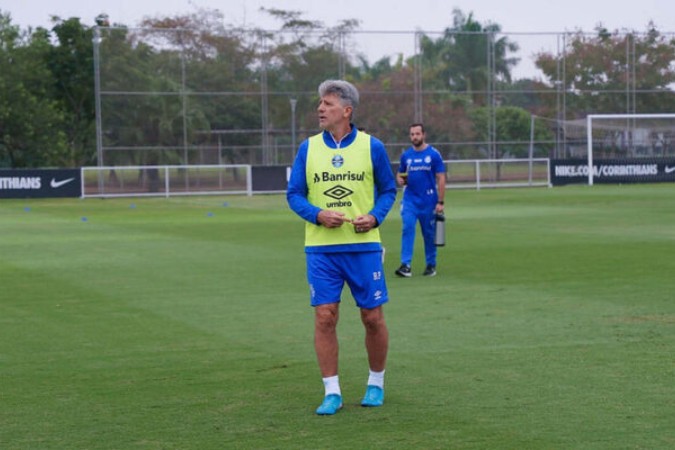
[560,114,675,159]
[81,164,252,198]
[445,158,551,190]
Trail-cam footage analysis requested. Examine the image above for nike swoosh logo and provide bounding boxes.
[50,177,75,188]
[665,166,675,174]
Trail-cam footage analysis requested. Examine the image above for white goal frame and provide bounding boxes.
[81,164,253,198]
[586,113,675,185]
[443,158,551,190]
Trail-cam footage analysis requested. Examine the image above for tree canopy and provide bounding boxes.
[1,7,674,168]
[535,24,675,115]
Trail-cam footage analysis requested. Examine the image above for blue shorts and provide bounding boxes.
[306,251,388,309]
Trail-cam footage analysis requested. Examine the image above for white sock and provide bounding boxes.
[322,375,341,397]
[367,369,385,389]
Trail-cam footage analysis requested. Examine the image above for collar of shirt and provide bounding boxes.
[322,124,357,149]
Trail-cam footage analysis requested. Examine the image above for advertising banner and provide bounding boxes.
[0,169,81,198]
[550,158,675,185]
[251,166,289,192]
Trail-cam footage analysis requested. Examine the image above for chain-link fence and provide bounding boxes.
[93,26,675,166]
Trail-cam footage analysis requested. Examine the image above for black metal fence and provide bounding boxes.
[94,26,675,166]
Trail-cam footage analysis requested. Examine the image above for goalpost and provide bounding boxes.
[443,158,551,190]
[586,113,675,185]
[80,164,253,198]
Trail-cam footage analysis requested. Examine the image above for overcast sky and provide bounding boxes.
[4,0,675,78]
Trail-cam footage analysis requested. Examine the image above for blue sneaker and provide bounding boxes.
[315,394,343,415]
[361,385,384,407]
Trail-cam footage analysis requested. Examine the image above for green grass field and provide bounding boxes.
[2,185,674,449]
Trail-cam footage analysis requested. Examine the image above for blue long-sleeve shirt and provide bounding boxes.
[287,126,396,253]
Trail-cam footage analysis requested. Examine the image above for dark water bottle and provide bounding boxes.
[434,213,445,247]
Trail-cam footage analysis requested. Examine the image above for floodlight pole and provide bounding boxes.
[93,27,104,194]
[93,27,103,167]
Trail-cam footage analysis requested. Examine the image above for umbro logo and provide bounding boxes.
[324,185,353,200]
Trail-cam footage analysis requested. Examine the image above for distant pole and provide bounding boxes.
[529,114,535,184]
[93,27,103,167]
[414,32,423,123]
[93,26,104,195]
[290,98,298,158]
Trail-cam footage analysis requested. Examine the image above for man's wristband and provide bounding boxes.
[437,201,444,205]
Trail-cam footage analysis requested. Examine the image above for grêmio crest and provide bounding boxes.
[332,154,344,168]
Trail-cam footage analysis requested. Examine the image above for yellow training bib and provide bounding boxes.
[305,131,381,246]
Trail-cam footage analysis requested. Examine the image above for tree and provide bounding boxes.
[48,17,97,166]
[107,8,263,165]
[259,8,362,144]
[0,12,67,168]
[419,9,519,106]
[497,78,552,114]
[535,24,675,116]
[470,106,554,159]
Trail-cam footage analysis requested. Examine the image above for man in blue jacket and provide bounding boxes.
[395,123,446,278]
[287,80,396,415]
